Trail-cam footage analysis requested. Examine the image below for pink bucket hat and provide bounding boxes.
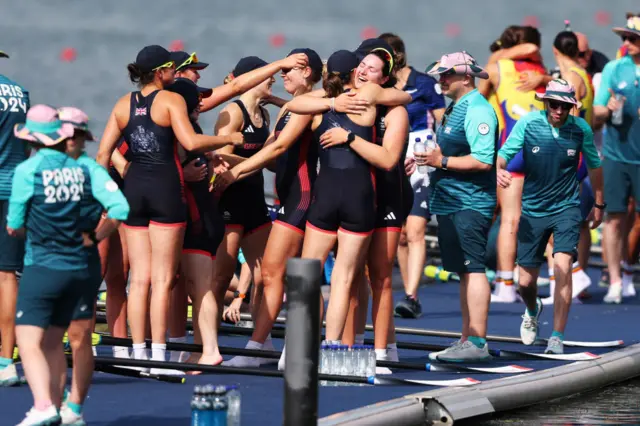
[58,106,95,141]
[613,16,640,38]
[14,104,75,146]
[535,79,582,108]
[426,51,489,79]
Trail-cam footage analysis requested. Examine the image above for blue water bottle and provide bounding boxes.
[191,386,205,426]
[211,385,229,426]
[225,385,241,426]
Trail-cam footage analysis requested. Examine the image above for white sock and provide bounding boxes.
[375,349,388,360]
[112,346,130,359]
[355,334,365,345]
[132,343,148,360]
[386,343,397,351]
[499,271,513,280]
[246,340,263,350]
[622,261,631,271]
[548,268,555,280]
[151,343,166,362]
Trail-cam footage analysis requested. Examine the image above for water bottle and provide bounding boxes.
[225,385,241,426]
[319,344,329,386]
[414,138,428,174]
[211,386,229,426]
[198,385,214,426]
[357,346,368,381]
[327,345,337,386]
[611,94,625,126]
[339,345,349,376]
[425,131,436,173]
[366,346,376,380]
[191,386,205,426]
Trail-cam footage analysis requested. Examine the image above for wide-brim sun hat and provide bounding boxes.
[58,106,95,141]
[535,78,582,109]
[613,16,640,38]
[14,104,75,146]
[426,51,489,79]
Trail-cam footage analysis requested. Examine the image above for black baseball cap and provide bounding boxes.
[288,48,323,76]
[173,51,209,71]
[134,45,180,73]
[355,38,394,61]
[0,51,8,59]
[326,50,359,75]
[166,78,212,114]
[232,56,269,77]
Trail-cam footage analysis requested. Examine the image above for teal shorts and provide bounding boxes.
[0,199,24,271]
[72,249,102,321]
[603,157,640,213]
[436,210,491,274]
[16,266,89,329]
[517,207,581,268]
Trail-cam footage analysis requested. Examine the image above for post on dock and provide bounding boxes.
[283,258,322,426]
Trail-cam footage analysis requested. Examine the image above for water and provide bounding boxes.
[468,378,640,425]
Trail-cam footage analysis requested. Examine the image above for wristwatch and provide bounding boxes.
[594,202,607,210]
[89,231,100,246]
[346,132,356,145]
[441,156,449,170]
[233,291,246,300]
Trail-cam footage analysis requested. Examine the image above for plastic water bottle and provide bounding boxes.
[191,386,205,426]
[327,345,337,386]
[211,386,229,426]
[425,130,436,173]
[197,385,214,426]
[225,385,241,426]
[414,138,428,174]
[357,346,368,381]
[319,344,329,386]
[366,346,376,379]
[611,94,625,126]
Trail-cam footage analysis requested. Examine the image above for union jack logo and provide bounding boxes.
[135,107,147,116]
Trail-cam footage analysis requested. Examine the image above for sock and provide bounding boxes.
[386,343,397,351]
[551,330,564,341]
[355,334,365,345]
[467,336,486,349]
[132,343,147,359]
[67,401,83,416]
[113,346,130,359]
[63,388,70,403]
[375,349,388,360]
[548,268,555,281]
[498,271,514,286]
[0,357,12,368]
[246,340,263,350]
[526,305,539,318]
[151,343,166,361]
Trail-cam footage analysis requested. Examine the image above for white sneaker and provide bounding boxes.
[60,404,86,426]
[490,280,517,303]
[0,363,19,387]
[622,273,637,298]
[436,341,491,363]
[572,269,592,299]
[149,367,185,376]
[16,406,60,426]
[428,340,461,361]
[604,283,623,304]
[520,298,543,345]
[278,345,286,371]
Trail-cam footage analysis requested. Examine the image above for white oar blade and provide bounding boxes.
[426,363,532,374]
[521,351,600,361]
[372,377,481,387]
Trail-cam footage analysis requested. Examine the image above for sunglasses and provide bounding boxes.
[178,52,199,70]
[281,66,303,74]
[547,100,573,111]
[577,50,589,58]
[153,60,175,71]
[622,35,640,43]
[371,48,394,74]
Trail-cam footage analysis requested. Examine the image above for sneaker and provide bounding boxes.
[520,298,543,345]
[394,296,422,318]
[428,340,461,361]
[435,340,491,363]
[544,336,564,354]
[16,406,60,426]
[0,363,19,387]
[60,404,86,426]
[622,273,637,298]
[603,283,622,304]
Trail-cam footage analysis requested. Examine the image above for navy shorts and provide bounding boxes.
[72,250,102,321]
[409,185,431,219]
[16,266,89,329]
[517,207,581,268]
[436,210,491,274]
[603,157,640,214]
[0,199,24,272]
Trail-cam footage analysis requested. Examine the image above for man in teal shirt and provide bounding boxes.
[0,51,30,387]
[593,17,640,304]
[497,79,604,355]
[416,51,497,362]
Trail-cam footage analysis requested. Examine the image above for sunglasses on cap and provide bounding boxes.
[547,100,573,111]
[371,48,394,74]
[153,60,175,71]
[621,34,640,43]
[178,52,199,70]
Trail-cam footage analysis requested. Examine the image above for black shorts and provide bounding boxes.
[0,199,24,271]
[307,169,376,235]
[123,163,187,227]
[183,210,225,258]
[219,182,271,235]
[409,185,431,219]
[374,179,413,231]
[274,185,312,235]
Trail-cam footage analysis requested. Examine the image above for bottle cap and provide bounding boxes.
[415,137,421,142]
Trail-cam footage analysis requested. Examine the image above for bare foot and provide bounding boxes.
[183,354,201,365]
[187,354,223,375]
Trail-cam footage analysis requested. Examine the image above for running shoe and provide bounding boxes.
[520,298,543,345]
[0,363,19,387]
[60,404,86,426]
[603,283,623,304]
[427,340,461,361]
[622,273,637,298]
[435,340,491,363]
[544,336,564,354]
[16,406,60,426]
[394,295,422,318]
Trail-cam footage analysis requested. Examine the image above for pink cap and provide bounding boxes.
[58,106,94,140]
[426,51,489,79]
[535,79,581,107]
[14,104,75,146]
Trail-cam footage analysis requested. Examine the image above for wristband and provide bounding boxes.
[233,291,246,300]
[594,202,607,210]
[441,156,449,170]
[330,97,335,112]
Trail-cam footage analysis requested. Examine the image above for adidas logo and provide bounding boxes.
[278,206,285,214]
[384,212,397,220]
[245,125,254,133]
[223,211,231,219]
